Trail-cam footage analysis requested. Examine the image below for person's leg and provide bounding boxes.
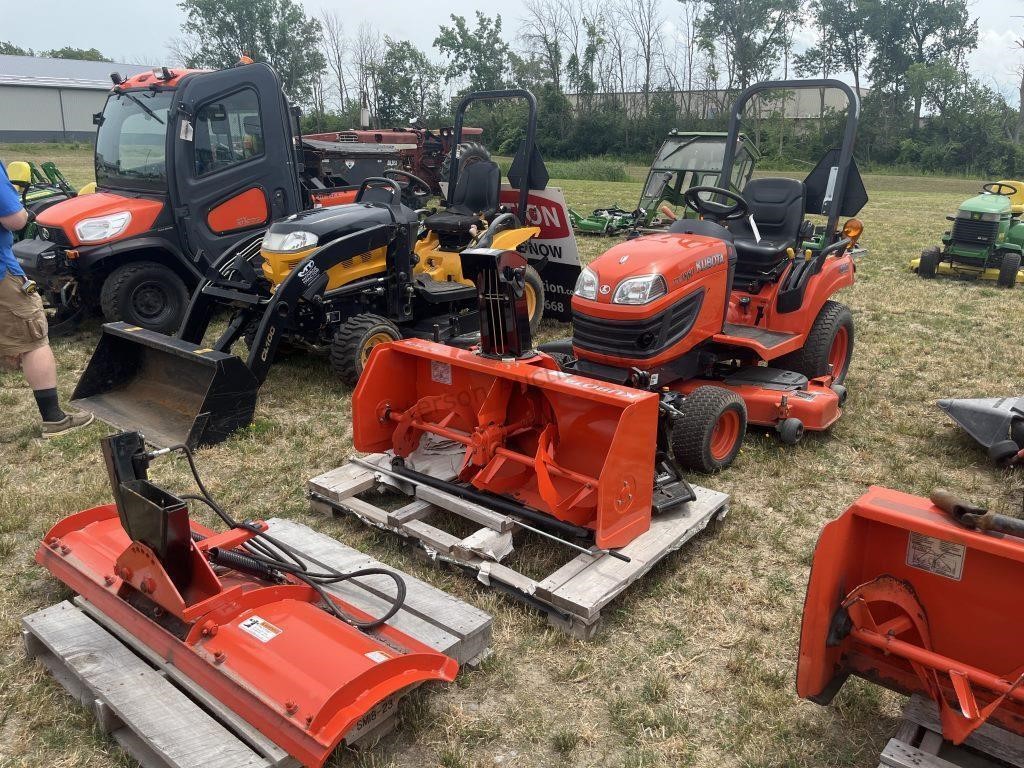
[20,344,57,389]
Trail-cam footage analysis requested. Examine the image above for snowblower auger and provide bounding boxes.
[353,248,688,550]
[37,431,457,768]
[797,486,1024,744]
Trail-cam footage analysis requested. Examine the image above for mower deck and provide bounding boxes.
[308,454,729,639]
[909,255,1024,284]
[27,517,491,768]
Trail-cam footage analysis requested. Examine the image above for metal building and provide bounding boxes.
[0,55,152,142]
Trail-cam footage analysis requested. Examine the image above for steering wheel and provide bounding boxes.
[355,177,403,206]
[474,212,520,248]
[682,185,750,222]
[983,182,1018,198]
[383,169,432,207]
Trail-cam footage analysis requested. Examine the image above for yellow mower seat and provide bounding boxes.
[997,179,1024,215]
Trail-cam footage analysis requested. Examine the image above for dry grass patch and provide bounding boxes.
[1,149,1021,767]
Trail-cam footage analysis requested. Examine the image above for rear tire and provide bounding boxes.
[670,386,747,472]
[100,261,190,334]
[997,251,1021,288]
[329,314,401,386]
[775,300,854,384]
[523,265,545,335]
[918,247,940,278]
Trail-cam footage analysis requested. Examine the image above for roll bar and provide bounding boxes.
[449,88,539,223]
[718,79,861,238]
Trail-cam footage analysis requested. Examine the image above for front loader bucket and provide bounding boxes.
[72,322,260,449]
[352,338,659,549]
[939,396,1024,455]
[797,486,1024,743]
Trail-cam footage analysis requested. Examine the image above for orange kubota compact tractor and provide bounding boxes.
[349,79,866,553]
[540,79,868,470]
[798,486,1024,745]
[37,431,457,767]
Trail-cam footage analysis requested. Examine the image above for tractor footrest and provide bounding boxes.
[309,453,729,640]
[414,275,478,304]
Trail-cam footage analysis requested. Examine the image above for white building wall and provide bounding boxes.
[0,84,109,140]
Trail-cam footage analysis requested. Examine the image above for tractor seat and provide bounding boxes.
[996,179,1024,215]
[424,158,501,234]
[728,178,807,271]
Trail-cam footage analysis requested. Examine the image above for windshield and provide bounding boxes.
[655,137,728,173]
[95,89,173,192]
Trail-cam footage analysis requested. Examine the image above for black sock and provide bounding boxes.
[33,388,66,422]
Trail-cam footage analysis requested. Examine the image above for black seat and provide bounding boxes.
[424,159,501,234]
[728,178,806,272]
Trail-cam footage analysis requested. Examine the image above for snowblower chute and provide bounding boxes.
[939,396,1024,465]
[797,486,1024,744]
[37,431,457,768]
[353,248,663,549]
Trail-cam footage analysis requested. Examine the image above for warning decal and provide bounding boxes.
[430,360,452,385]
[239,615,283,643]
[906,532,965,581]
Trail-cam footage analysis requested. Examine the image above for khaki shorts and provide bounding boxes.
[0,272,49,357]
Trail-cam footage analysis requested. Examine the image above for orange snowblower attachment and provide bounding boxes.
[798,486,1024,743]
[37,432,457,768]
[352,248,661,549]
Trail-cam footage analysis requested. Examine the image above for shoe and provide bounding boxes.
[42,411,95,439]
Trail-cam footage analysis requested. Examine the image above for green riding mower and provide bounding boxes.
[5,160,80,242]
[568,206,641,236]
[911,180,1024,288]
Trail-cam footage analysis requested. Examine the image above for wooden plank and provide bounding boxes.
[73,598,299,767]
[307,455,386,502]
[414,484,514,533]
[23,602,270,768]
[880,739,961,768]
[265,518,491,665]
[388,500,434,527]
[903,695,1024,767]
[403,519,463,555]
[542,486,728,619]
[331,496,390,526]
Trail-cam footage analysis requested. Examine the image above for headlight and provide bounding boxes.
[261,229,319,252]
[613,274,667,305]
[574,266,598,300]
[74,212,131,242]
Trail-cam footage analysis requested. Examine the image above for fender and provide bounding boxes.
[76,235,203,280]
[491,225,540,251]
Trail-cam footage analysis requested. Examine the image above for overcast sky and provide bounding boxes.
[9,0,1023,101]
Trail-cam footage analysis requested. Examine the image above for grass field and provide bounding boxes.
[1,144,1022,768]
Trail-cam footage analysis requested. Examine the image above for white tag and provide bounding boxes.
[238,615,282,643]
[179,119,194,142]
[365,650,390,664]
[430,360,452,385]
[748,215,762,243]
[906,532,965,581]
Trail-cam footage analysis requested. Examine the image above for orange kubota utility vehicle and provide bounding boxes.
[540,80,867,470]
[37,430,457,767]
[798,487,1024,745]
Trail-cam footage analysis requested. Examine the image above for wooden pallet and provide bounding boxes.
[23,517,492,768]
[308,454,730,639]
[879,695,1024,768]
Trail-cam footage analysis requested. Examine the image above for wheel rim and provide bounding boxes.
[828,326,850,380]
[131,281,170,321]
[709,409,741,462]
[360,332,394,366]
[525,283,538,324]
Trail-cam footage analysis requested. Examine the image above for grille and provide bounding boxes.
[336,132,358,143]
[573,289,704,359]
[951,218,998,245]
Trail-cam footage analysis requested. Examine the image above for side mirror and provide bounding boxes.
[7,161,31,190]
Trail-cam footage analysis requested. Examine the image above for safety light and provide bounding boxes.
[613,274,667,305]
[75,212,132,243]
[574,266,599,300]
[842,218,864,245]
[262,230,318,253]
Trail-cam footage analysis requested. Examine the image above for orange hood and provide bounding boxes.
[36,192,165,247]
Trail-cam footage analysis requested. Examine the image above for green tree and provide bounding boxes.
[176,0,326,103]
[373,39,445,126]
[43,47,108,61]
[434,12,517,92]
[794,0,868,91]
[0,41,33,56]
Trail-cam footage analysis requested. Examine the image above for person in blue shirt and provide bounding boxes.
[0,162,92,437]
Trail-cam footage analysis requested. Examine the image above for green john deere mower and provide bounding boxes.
[911,180,1024,288]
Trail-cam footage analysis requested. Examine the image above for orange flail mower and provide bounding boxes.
[798,486,1024,743]
[36,432,457,768]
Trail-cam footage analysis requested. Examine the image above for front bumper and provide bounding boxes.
[13,237,64,279]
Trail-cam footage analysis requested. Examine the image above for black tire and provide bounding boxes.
[329,314,402,386]
[918,247,940,278]
[775,300,854,384]
[670,386,747,472]
[777,417,805,445]
[524,265,545,336]
[100,261,190,334]
[439,142,491,196]
[997,251,1021,288]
